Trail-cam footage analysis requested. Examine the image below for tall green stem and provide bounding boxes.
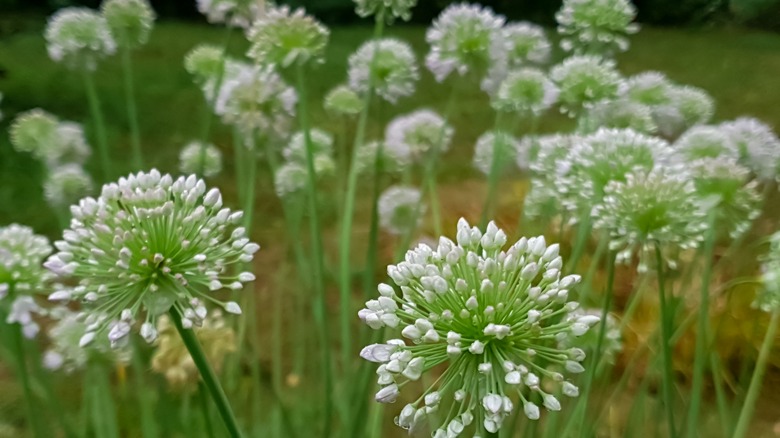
[296,63,334,436]
[732,308,780,438]
[169,308,243,438]
[655,243,678,438]
[83,70,111,180]
[121,46,143,170]
[8,322,44,438]
[480,112,505,229]
[242,133,257,230]
[685,213,717,438]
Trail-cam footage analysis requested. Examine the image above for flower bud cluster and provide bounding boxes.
[246,5,329,68]
[556,0,639,55]
[45,7,117,71]
[384,109,454,167]
[348,38,419,104]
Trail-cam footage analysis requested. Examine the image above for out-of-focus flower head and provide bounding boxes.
[354,0,417,22]
[378,186,425,235]
[720,117,780,181]
[46,122,92,168]
[673,125,738,161]
[324,84,364,116]
[274,156,335,198]
[592,167,707,268]
[620,71,673,107]
[9,109,59,157]
[44,170,258,348]
[492,68,559,116]
[101,0,156,49]
[247,5,329,68]
[653,85,715,139]
[384,109,453,165]
[550,55,622,116]
[179,141,223,178]
[587,99,657,134]
[524,134,583,220]
[43,307,129,372]
[151,310,236,391]
[473,131,520,176]
[556,0,639,55]
[196,0,265,29]
[282,128,334,163]
[359,219,599,434]
[45,7,117,70]
[503,22,551,67]
[559,308,623,365]
[44,164,94,208]
[348,38,419,104]
[184,44,227,84]
[353,140,406,175]
[425,3,506,83]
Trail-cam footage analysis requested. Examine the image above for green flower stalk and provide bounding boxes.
[360,219,598,436]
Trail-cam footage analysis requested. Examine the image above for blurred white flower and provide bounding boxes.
[283,128,334,163]
[378,186,425,235]
[348,38,419,104]
[101,0,156,48]
[620,71,673,107]
[354,0,417,22]
[184,44,227,84]
[384,109,453,165]
[0,224,53,297]
[587,99,657,134]
[196,0,265,29]
[473,131,520,176]
[556,0,639,55]
[44,164,94,208]
[550,55,622,116]
[653,85,715,139]
[492,68,559,116]
[721,117,780,181]
[45,7,117,70]
[673,125,738,161]
[179,141,223,178]
[503,22,551,67]
[9,109,59,157]
[247,5,329,68]
[324,84,364,116]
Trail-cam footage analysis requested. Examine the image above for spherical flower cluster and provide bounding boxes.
[0,224,53,299]
[473,131,520,176]
[720,117,780,181]
[43,307,129,372]
[689,157,760,239]
[9,109,59,156]
[592,167,707,267]
[384,109,454,165]
[46,122,92,168]
[378,186,425,235]
[323,84,364,116]
[559,308,623,365]
[653,85,715,139]
[215,63,297,137]
[550,55,622,116]
[757,231,780,313]
[503,22,551,67]
[247,6,329,68]
[283,128,334,162]
[5,296,46,339]
[184,44,226,84]
[353,140,405,175]
[492,68,559,116]
[621,71,673,107]
[151,310,236,391]
[673,125,737,161]
[587,99,657,134]
[45,8,117,70]
[425,3,506,83]
[44,164,94,208]
[196,0,263,29]
[556,0,639,55]
[359,219,598,435]
[524,134,583,220]
[44,170,258,347]
[101,0,156,49]
[179,141,223,178]
[354,0,417,22]
[274,157,335,199]
[348,38,419,104]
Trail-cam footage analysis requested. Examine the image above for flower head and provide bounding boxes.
[673,125,737,161]
[101,0,156,48]
[45,8,117,70]
[360,219,597,434]
[524,134,583,219]
[44,164,94,208]
[274,157,335,198]
[587,99,657,134]
[179,141,223,178]
[44,170,258,347]
[0,224,52,298]
[592,167,707,267]
[503,22,551,67]
[621,71,673,107]
[354,0,417,22]
[184,44,227,84]
[324,84,364,116]
[556,0,639,55]
[46,122,92,168]
[283,128,334,163]
[473,131,520,176]
[492,68,559,116]
[550,55,622,116]
[384,109,453,165]
[720,117,780,181]
[43,307,129,372]
[378,186,425,235]
[757,231,780,312]
[247,6,329,68]
[348,38,419,104]
[425,3,506,83]
[9,109,59,157]
[196,0,264,28]
[559,308,622,365]
[353,140,406,175]
[653,85,715,139]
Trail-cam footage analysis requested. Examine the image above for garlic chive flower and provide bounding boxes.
[360,219,597,434]
[503,22,551,67]
[47,122,92,168]
[44,170,258,347]
[757,231,780,313]
[0,224,53,298]
[689,158,760,239]
[592,167,707,267]
[550,55,622,116]
[184,44,226,84]
[721,117,780,181]
[348,38,419,104]
[45,8,117,71]
[378,186,425,235]
[587,99,657,134]
[246,6,329,68]
[43,307,129,372]
[274,157,336,199]
[324,84,364,116]
[425,3,506,83]
[196,0,264,29]
[673,125,738,161]
[384,109,454,165]
[44,164,94,208]
[556,0,639,55]
[653,85,715,139]
[283,128,334,163]
[9,109,59,157]
[473,131,520,176]
[354,0,417,22]
[179,141,223,178]
[101,0,156,49]
[524,134,583,220]
[492,68,559,116]
[354,141,406,175]
[621,71,673,107]
[559,308,622,365]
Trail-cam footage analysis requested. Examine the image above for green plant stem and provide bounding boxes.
[83,70,111,180]
[8,321,44,438]
[296,63,334,437]
[480,112,505,229]
[655,243,678,438]
[130,343,159,438]
[731,308,780,438]
[709,352,732,434]
[121,46,143,170]
[566,212,593,275]
[242,133,257,230]
[685,213,717,438]
[169,308,243,438]
[232,127,246,206]
[198,26,233,176]
[198,381,217,438]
